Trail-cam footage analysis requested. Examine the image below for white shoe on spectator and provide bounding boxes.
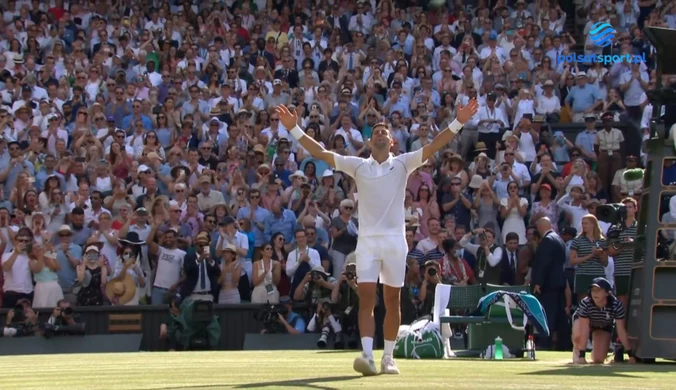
[353,353,378,376]
[380,355,400,375]
[586,340,593,351]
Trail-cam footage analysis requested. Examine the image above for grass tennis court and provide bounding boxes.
[1,351,674,389]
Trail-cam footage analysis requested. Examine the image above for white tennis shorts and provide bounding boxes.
[355,234,408,287]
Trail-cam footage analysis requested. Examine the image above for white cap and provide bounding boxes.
[137,164,150,174]
[322,169,334,178]
[85,245,100,253]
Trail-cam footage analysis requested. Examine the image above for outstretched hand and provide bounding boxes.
[275,105,299,129]
[457,99,480,124]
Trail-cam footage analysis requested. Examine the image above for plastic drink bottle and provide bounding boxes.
[494,336,504,360]
[526,335,536,360]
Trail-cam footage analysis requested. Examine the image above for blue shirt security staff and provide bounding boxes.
[571,277,635,364]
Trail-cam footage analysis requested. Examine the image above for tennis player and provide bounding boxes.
[276,102,478,376]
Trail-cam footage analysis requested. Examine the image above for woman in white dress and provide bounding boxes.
[251,242,281,304]
[499,182,529,245]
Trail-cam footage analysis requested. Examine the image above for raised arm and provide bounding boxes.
[276,105,337,168]
[421,99,479,162]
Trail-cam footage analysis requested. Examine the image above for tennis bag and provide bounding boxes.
[394,317,444,359]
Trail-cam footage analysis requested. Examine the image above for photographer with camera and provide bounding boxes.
[259,296,306,335]
[3,297,38,337]
[418,260,441,315]
[1,228,35,308]
[329,261,359,349]
[459,227,504,285]
[606,198,638,311]
[41,299,86,338]
[293,265,337,303]
[47,299,76,327]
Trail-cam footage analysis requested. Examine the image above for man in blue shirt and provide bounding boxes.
[261,296,306,334]
[564,72,602,122]
[54,225,83,305]
[264,199,299,244]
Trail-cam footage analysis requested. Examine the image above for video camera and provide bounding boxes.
[255,303,289,333]
[597,203,633,248]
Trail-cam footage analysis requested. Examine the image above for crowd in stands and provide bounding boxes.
[0,0,663,346]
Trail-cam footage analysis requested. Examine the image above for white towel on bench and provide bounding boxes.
[433,283,455,358]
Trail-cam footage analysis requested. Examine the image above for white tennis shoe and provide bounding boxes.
[380,355,400,375]
[353,353,378,376]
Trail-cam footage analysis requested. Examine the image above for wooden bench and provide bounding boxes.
[108,313,143,333]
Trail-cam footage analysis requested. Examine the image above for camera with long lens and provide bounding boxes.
[597,203,633,249]
[345,263,356,281]
[255,304,288,333]
[427,267,437,277]
[311,270,327,282]
[41,323,86,339]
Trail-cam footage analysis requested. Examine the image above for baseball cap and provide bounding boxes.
[590,277,612,292]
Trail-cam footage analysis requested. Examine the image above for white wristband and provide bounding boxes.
[447,119,463,134]
[290,125,305,140]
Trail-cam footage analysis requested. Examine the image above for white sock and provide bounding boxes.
[361,337,374,358]
[384,340,395,357]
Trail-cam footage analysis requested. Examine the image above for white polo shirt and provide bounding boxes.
[1,251,33,294]
[334,148,424,237]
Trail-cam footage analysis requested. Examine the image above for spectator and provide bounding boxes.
[252,241,281,304]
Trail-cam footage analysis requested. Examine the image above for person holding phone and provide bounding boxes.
[1,228,34,308]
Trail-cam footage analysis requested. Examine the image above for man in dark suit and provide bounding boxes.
[274,56,300,89]
[250,38,275,68]
[182,232,221,302]
[326,4,351,44]
[500,232,519,286]
[532,217,567,349]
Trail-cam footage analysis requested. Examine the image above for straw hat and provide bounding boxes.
[290,170,307,181]
[195,231,211,246]
[469,175,484,190]
[105,273,137,305]
[448,153,464,164]
[474,142,488,152]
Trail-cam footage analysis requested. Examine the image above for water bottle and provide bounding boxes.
[494,336,504,360]
[525,335,536,360]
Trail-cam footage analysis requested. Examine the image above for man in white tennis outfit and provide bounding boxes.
[276,102,478,376]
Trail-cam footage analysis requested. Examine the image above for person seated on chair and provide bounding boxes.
[572,277,635,364]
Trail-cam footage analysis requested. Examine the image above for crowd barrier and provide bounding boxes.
[0,305,265,351]
[0,304,387,353]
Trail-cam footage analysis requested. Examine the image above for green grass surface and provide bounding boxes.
[0,351,674,389]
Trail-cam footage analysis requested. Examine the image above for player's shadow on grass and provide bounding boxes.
[521,363,676,378]
[232,375,360,390]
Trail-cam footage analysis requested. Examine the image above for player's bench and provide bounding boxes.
[440,284,530,352]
